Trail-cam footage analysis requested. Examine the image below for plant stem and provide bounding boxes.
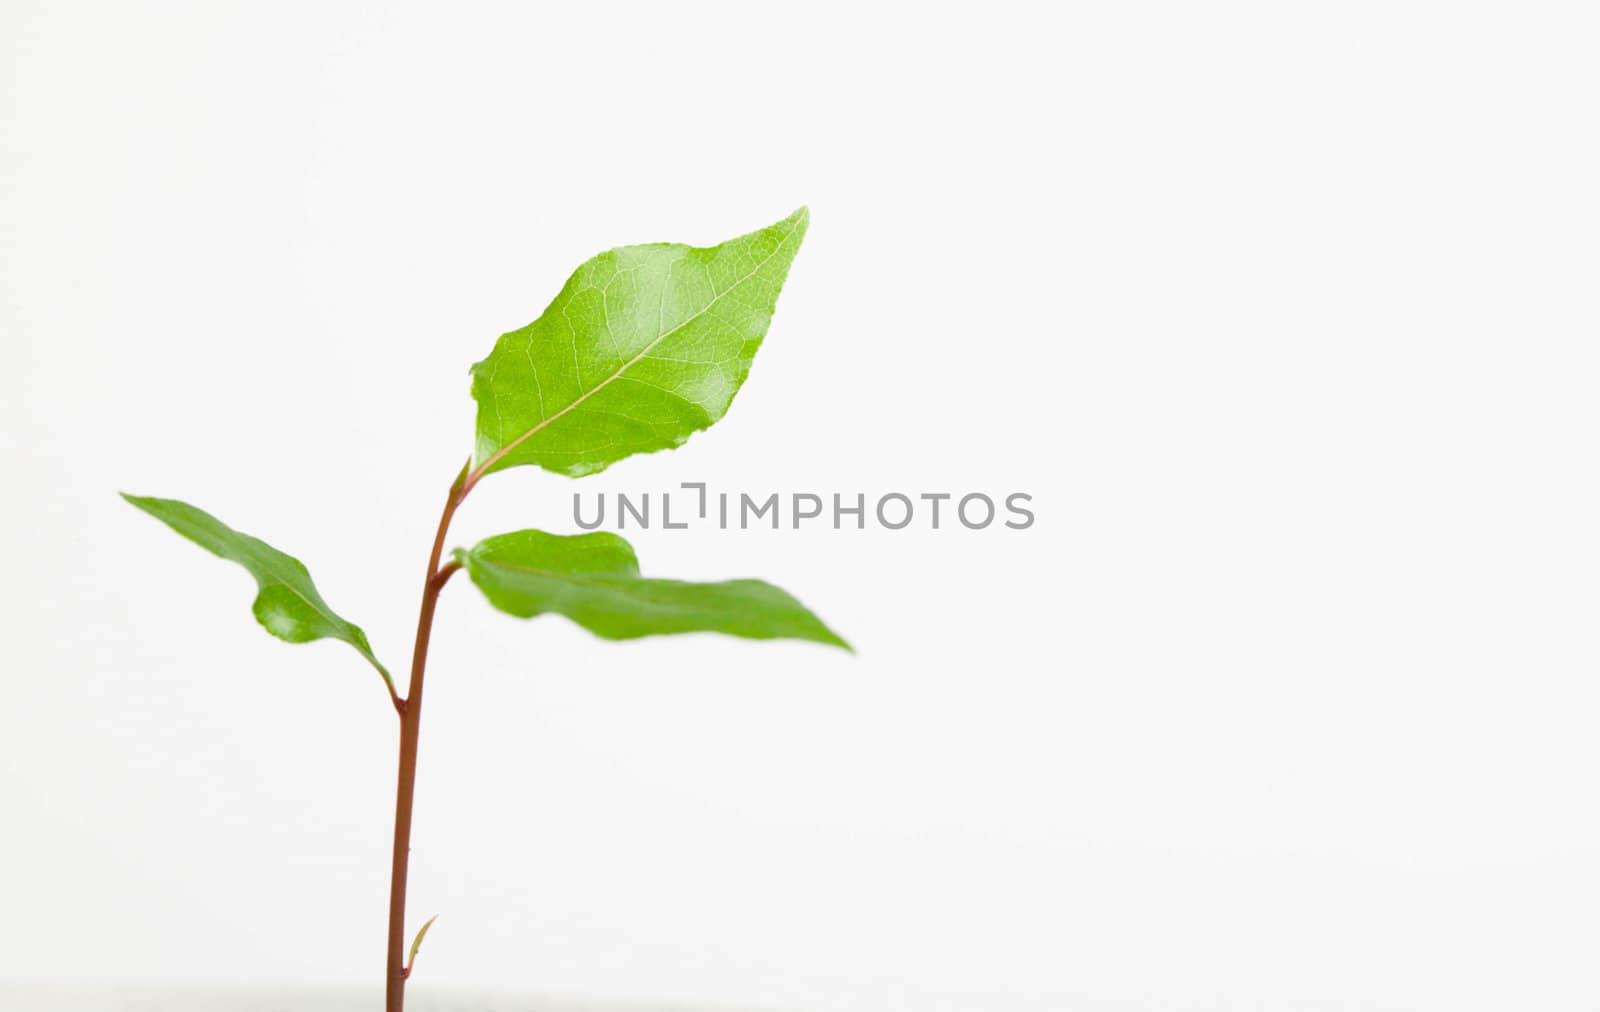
[386,463,469,1012]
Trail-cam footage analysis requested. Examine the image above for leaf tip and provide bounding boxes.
[120,491,161,515]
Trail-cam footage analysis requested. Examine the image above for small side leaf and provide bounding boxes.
[121,494,393,685]
[404,914,439,979]
[456,530,849,650]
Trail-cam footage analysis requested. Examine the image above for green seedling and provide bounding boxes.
[123,208,846,1011]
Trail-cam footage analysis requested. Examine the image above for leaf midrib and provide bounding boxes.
[474,557,724,609]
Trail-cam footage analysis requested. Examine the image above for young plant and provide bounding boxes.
[122,208,846,1011]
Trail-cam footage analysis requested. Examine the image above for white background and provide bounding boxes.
[4,2,1600,1009]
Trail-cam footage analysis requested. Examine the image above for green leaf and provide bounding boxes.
[468,206,810,480]
[455,529,850,650]
[121,494,393,687]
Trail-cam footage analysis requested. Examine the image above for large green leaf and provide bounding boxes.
[469,207,810,480]
[455,529,849,649]
[122,494,392,683]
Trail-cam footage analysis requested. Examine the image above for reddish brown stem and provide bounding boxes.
[385,462,469,1012]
